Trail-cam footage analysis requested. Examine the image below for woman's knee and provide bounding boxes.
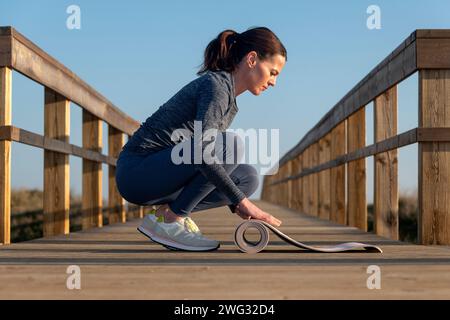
[219,131,245,164]
[235,164,259,197]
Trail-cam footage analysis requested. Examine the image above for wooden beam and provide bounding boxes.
[269,128,418,186]
[318,133,331,220]
[108,125,125,224]
[0,26,139,135]
[286,161,293,208]
[0,28,12,67]
[347,107,367,230]
[416,38,450,69]
[82,110,103,229]
[418,69,450,244]
[0,67,11,244]
[278,31,417,168]
[330,121,346,224]
[290,155,301,212]
[0,125,116,165]
[374,86,398,240]
[310,143,319,216]
[302,147,310,215]
[43,88,70,237]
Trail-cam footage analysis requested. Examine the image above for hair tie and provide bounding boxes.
[230,33,239,44]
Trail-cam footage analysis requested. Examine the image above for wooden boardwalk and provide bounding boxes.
[0,200,449,299]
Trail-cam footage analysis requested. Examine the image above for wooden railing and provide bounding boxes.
[261,29,450,245]
[0,26,145,244]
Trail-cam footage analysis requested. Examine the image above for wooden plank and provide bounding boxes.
[269,128,418,186]
[296,154,303,213]
[374,86,398,240]
[302,148,310,215]
[286,161,293,208]
[347,107,367,230]
[416,39,450,69]
[261,176,268,201]
[416,29,450,38]
[4,27,139,135]
[318,133,331,220]
[108,125,125,224]
[82,110,103,230]
[0,67,11,244]
[290,155,301,211]
[277,34,417,168]
[0,125,116,165]
[310,143,319,216]
[418,70,450,245]
[2,200,450,299]
[281,165,287,206]
[417,127,450,141]
[0,34,12,67]
[274,170,281,206]
[330,121,346,224]
[43,88,70,237]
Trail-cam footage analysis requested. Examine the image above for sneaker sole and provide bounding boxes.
[137,226,220,252]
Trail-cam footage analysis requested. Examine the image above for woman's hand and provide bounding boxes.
[235,198,282,227]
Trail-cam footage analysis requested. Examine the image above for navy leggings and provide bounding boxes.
[115,131,259,216]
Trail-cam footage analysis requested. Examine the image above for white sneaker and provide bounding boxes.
[137,214,220,251]
[145,206,159,222]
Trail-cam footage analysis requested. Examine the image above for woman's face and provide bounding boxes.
[246,52,286,95]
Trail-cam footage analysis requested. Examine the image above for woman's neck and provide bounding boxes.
[231,69,247,97]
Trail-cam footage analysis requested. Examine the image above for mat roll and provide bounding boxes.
[234,220,383,254]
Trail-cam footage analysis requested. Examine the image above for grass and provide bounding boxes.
[10,187,143,243]
[367,189,418,243]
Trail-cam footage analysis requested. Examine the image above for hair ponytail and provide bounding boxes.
[197,27,287,76]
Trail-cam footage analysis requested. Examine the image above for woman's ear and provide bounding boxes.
[246,51,258,68]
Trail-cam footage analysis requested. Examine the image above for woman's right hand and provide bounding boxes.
[235,198,282,227]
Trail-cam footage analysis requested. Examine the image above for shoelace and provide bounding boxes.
[150,206,201,233]
[184,217,201,234]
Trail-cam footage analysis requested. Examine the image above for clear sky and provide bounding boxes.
[1,0,449,203]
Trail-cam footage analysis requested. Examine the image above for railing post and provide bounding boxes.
[290,155,301,211]
[418,69,450,244]
[276,169,282,205]
[302,147,310,215]
[82,110,103,229]
[279,165,285,206]
[374,86,398,239]
[318,133,331,220]
[261,175,268,202]
[43,88,70,237]
[286,161,293,208]
[0,67,11,244]
[330,120,346,224]
[268,173,275,204]
[310,143,319,216]
[108,125,125,224]
[347,107,367,230]
[297,154,303,213]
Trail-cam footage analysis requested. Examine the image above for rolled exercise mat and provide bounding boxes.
[234,220,383,254]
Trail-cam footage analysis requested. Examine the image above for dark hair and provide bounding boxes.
[196,26,287,76]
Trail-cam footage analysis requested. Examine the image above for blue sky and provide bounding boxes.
[1,0,449,203]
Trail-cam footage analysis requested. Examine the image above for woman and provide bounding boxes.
[115,26,286,251]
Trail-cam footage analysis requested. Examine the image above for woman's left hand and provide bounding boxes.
[234,204,251,220]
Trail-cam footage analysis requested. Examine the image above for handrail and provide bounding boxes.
[277,29,450,169]
[0,27,139,135]
[0,26,146,244]
[261,29,450,245]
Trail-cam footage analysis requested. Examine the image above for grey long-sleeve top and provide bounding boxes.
[121,70,246,205]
